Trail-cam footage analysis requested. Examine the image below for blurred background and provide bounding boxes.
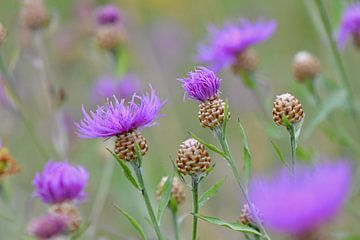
[0,0,358,239]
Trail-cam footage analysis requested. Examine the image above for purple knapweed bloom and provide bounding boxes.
[337,3,360,49]
[118,74,141,99]
[96,4,121,25]
[76,87,166,138]
[197,18,276,71]
[90,75,118,103]
[249,160,352,235]
[33,161,89,204]
[178,67,221,102]
[27,213,68,239]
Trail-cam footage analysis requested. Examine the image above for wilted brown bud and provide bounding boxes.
[96,25,126,52]
[156,176,185,205]
[48,202,82,233]
[0,23,6,45]
[293,51,320,82]
[0,147,20,178]
[198,95,229,129]
[176,138,211,176]
[272,93,304,126]
[114,131,148,161]
[20,0,50,30]
[231,49,259,74]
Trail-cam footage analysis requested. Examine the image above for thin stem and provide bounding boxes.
[131,162,164,240]
[171,209,180,240]
[241,72,267,117]
[213,126,271,240]
[191,176,199,240]
[314,0,358,119]
[287,125,296,174]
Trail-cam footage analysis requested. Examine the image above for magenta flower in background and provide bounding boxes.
[90,75,117,103]
[118,74,141,99]
[337,3,360,49]
[76,87,166,138]
[27,213,68,239]
[249,160,352,235]
[33,161,89,204]
[96,4,121,25]
[197,18,276,71]
[179,66,221,102]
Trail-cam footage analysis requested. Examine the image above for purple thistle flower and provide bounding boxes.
[249,160,352,235]
[27,213,68,239]
[33,161,89,204]
[179,66,221,102]
[197,18,276,71]
[118,74,141,99]
[337,3,360,49]
[76,87,166,138]
[90,75,118,104]
[96,4,121,25]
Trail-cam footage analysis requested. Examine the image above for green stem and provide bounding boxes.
[191,176,199,240]
[213,126,271,240]
[131,162,164,240]
[287,125,296,174]
[314,0,358,119]
[171,208,180,240]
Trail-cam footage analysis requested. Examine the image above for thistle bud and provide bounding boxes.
[0,23,6,45]
[20,0,50,30]
[272,93,304,126]
[293,51,320,82]
[240,204,262,229]
[0,147,20,179]
[49,202,82,233]
[156,176,185,205]
[198,95,228,129]
[176,138,211,176]
[114,131,148,161]
[96,25,126,52]
[231,49,259,74]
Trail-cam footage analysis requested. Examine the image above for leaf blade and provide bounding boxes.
[199,178,225,208]
[189,131,227,159]
[238,122,251,188]
[156,174,174,225]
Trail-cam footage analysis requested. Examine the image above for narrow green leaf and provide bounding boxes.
[134,142,143,167]
[113,204,147,240]
[70,222,91,240]
[196,214,262,236]
[199,178,225,208]
[238,122,251,187]
[106,148,140,190]
[189,131,227,159]
[156,174,174,224]
[270,141,287,166]
[222,101,229,136]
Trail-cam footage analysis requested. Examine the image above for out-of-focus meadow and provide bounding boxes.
[0,0,359,239]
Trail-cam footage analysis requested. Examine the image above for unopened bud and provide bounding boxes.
[293,51,320,82]
[272,93,304,126]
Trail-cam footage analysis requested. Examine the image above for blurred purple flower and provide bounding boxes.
[249,160,352,235]
[179,66,221,102]
[27,213,68,239]
[337,3,360,49]
[118,74,141,99]
[33,161,89,204]
[197,18,276,71]
[96,4,121,25]
[90,75,117,103]
[76,87,166,138]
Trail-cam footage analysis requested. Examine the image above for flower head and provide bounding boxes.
[118,74,141,99]
[76,87,166,138]
[33,161,89,204]
[249,160,352,234]
[179,67,221,102]
[96,4,121,25]
[197,18,276,71]
[27,213,68,239]
[338,3,360,49]
[90,75,118,103]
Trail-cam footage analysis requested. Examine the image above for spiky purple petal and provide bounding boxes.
[337,3,360,49]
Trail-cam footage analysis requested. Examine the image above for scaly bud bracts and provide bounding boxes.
[156,176,185,205]
[96,25,125,52]
[231,49,259,74]
[114,131,148,161]
[20,0,50,30]
[293,51,320,82]
[49,202,82,233]
[272,93,304,126]
[198,95,228,129]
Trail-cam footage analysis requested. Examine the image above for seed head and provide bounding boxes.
[20,0,50,30]
[198,95,228,129]
[272,93,304,126]
[231,49,259,74]
[176,138,211,176]
[49,202,82,233]
[156,176,186,205]
[293,51,320,82]
[0,23,6,45]
[114,131,148,161]
[96,25,126,52]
